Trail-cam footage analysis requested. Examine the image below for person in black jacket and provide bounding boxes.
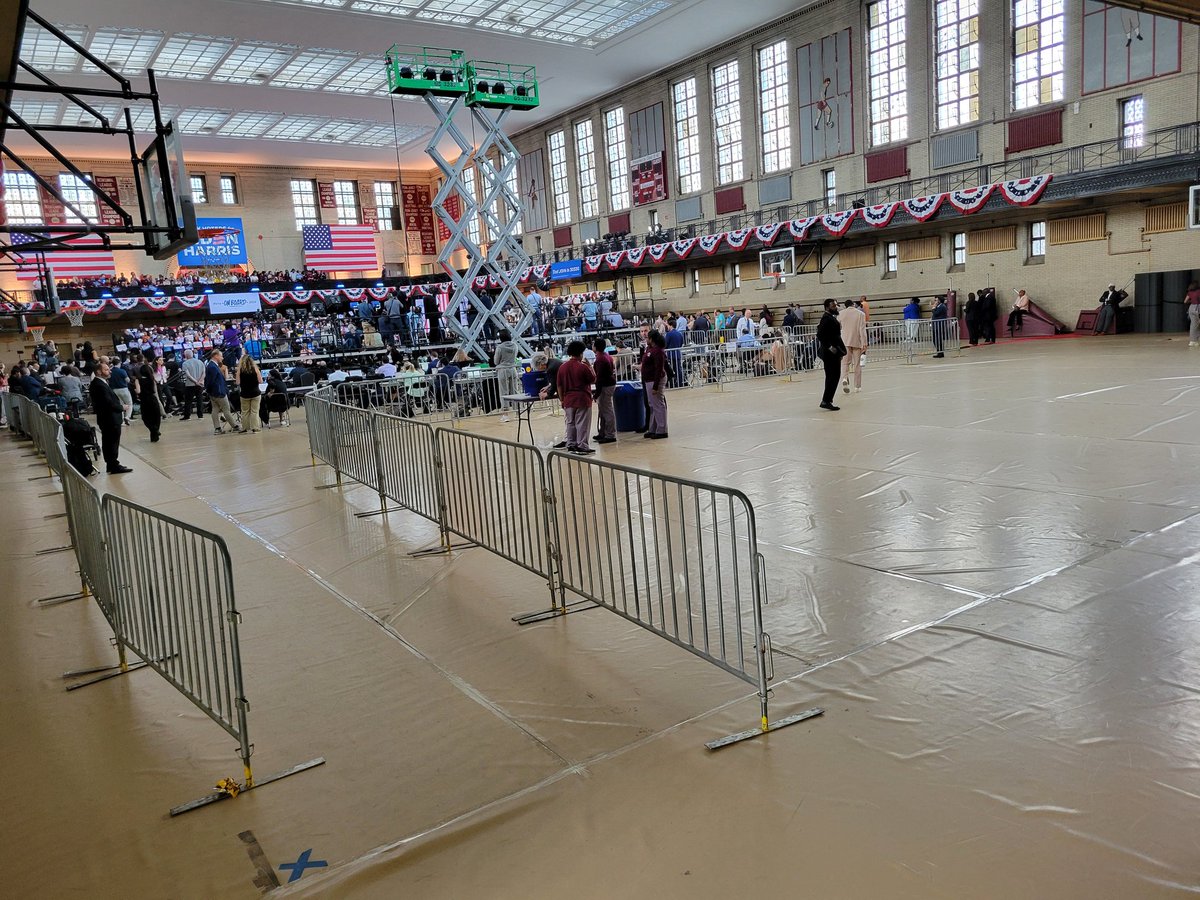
[817,299,847,411]
[964,292,981,346]
[979,287,998,344]
[135,351,162,442]
[90,360,132,473]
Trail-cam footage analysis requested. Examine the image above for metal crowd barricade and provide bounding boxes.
[303,385,339,469]
[373,412,443,527]
[58,453,114,617]
[101,495,324,814]
[434,428,560,617]
[1,390,16,431]
[375,372,454,424]
[328,401,381,494]
[451,368,504,421]
[545,451,822,748]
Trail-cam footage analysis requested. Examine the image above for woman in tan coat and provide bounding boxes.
[838,299,868,393]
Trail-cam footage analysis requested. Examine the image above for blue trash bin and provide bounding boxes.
[613,380,646,432]
[521,370,548,396]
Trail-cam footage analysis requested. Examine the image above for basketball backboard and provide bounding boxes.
[759,247,795,279]
[136,119,198,260]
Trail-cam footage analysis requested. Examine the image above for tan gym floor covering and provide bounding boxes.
[2,334,1199,898]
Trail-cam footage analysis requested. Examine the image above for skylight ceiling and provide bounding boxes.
[245,0,681,46]
[18,25,409,101]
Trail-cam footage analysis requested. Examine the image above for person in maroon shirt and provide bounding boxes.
[640,329,668,439]
[556,340,596,454]
[592,337,617,444]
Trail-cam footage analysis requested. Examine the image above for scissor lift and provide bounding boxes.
[388,46,541,359]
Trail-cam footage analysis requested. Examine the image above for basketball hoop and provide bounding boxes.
[64,307,86,328]
[28,325,46,343]
[196,226,241,240]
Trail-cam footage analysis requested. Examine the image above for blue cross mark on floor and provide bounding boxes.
[278,849,328,883]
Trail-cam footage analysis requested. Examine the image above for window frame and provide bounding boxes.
[711,58,745,186]
[289,178,319,231]
[1029,220,1046,258]
[934,0,981,130]
[604,108,630,212]
[756,39,791,174]
[373,180,398,231]
[885,240,899,274]
[1121,95,1145,150]
[823,168,837,208]
[548,129,572,227]
[219,174,238,205]
[461,166,483,245]
[867,0,909,147]
[58,172,99,225]
[189,174,208,205]
[672,77,702,195]
[2,170,43,225]
[1012,0,1065,111]
[574,119,600,220]
[952,231,967,265]
[331,179,359,226]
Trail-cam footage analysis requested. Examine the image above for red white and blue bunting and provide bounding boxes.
[902,194,944,222]
[41,174,1056,317]
[947,184,995,214]
[726,227,754,250]
[862,202,901,228]
[755,222,785,246]
[820,209,859,236]
[998,174,1053,206]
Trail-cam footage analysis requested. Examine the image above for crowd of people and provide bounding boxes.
[48,268,332,292]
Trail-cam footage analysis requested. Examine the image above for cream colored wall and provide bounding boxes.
[508,0,1200,306]
[0,158,443,291]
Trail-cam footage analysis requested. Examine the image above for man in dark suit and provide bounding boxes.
[979,287,998,344]
[932,295,949,358]
[89,360,132,473]
[817,299,847,411]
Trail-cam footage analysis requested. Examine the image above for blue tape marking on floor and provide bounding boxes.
[278,849,328,883]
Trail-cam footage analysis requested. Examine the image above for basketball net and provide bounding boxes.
[28,325,46,343]
[64,307,86,327]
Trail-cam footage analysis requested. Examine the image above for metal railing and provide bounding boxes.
[547,451,766,687]
[104,496,253,782]
[303,387,824,746]
[9,399,323,809]
[528,120,1200,265]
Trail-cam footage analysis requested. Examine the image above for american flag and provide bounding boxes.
[302,224,379,272]
[12,233,117,281]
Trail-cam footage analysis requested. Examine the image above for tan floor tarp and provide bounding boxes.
[2,335,1198,898]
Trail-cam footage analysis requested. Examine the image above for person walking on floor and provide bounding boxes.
[89,360,132,473]
[592,337,617,444]
[903,297,922,341]
[237,354,263,433]
[108,356,134,425]
[1186,281,1200,347]
[817,299,847,411]
[180,349,206,420]
[641,329,669,439]
[494,329,519,424]
[979,287,998,344]
[838,299,868,393]
[556,340,595,454]
[135,351,163,442]
[932,295,949,357]
[964,292,982,346]
[205,350,238,434]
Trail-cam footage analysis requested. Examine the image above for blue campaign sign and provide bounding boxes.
[208,291,262,315]
[177,217,248,266]
[550,259,582,281]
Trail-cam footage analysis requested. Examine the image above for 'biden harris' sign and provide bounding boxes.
[177,217,248,266]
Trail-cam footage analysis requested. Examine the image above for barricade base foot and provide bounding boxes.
[409,540,477,558]
[35,545,73,556]
[43,512,67,520]
[36,590,88,606]
[168,757,327,817]
[28,474,53,481]
[64,659,151,689]
[354,505,403,519]
[513,599,599,625]
[313,483,341,491]
[38,491,61,498]
[705,707,825,751]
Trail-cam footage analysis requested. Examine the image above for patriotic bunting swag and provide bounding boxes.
[26,174,1055,318]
